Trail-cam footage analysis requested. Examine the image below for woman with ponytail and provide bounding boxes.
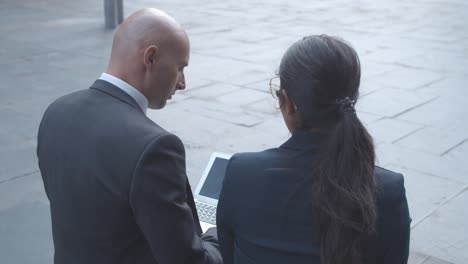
[216,35,411,264]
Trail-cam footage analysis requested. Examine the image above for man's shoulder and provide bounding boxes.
[44,88,107,120]
[47,89,90,109]
[40,89,93,128]
[44,87,170,145]
[47,84,135,111]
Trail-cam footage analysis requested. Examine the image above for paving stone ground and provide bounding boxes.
[1,0,467,263]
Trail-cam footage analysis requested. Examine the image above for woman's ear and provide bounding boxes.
[281,89,296,115]
[143,45,159,70]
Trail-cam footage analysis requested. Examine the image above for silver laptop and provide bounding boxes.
[194,152,231,229]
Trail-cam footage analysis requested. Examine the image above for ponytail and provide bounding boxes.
[313,108,377,264]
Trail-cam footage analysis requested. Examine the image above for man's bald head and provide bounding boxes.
[111,9,185,56]
[106,8,190,109]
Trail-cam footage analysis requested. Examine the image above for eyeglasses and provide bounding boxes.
[269,76,284,109]
[269,76,298,110]
[269,76,281,100]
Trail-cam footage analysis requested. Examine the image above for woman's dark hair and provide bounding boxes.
[278,35,377,264]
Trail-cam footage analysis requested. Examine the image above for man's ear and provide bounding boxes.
[281,89,296,115]
[143,45,159,70]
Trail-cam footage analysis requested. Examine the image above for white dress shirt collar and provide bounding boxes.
[99,73,148,114]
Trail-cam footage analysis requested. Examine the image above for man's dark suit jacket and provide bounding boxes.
[37,80,222,264]
[217,130,411,264]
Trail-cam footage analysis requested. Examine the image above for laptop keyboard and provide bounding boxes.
[195,200,217,225]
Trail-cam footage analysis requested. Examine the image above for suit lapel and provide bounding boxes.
[89,79,143,114]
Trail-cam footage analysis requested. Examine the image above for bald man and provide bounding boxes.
[37,9,222,264]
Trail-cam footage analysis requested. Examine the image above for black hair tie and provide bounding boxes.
[335,97,356,114]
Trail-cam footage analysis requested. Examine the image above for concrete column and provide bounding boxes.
[104,0,124,29]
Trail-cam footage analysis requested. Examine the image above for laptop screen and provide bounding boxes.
[199,157,229,200]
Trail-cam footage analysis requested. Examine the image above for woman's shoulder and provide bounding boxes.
[374,166,408,207]
[373,166,411,242]
[229,148,284,167]
[224,148,286,185]
[375,166,405,189]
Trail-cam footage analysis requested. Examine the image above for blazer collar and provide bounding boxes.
[89,79,143,114]
[280,130,325,150]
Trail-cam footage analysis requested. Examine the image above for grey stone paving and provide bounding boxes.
[1,0,467,263]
